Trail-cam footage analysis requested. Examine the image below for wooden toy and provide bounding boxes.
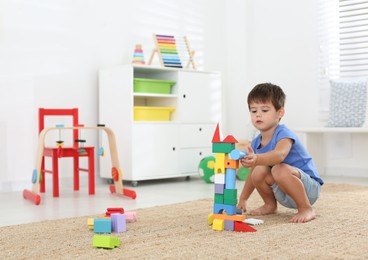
[132,44,145,65]
[148,34,196,69]
[87,218,94,230]
[105,207,124,217]
[23,124,136,205]
[92,235,120,249]
[209,123,258,232]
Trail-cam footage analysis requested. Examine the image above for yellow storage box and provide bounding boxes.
[134,106,175,121]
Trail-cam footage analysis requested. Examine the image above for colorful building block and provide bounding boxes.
[94,218,112,234]
[125,211,137,223]
[111,213,126,232]
[92,235,121,249]
[212,218,224,231]
[224,220,234,231]
[214,203,236,215]
[214,183,224,194]
[225,169,237,189]
[208,213,214,225]
[214,194,224,204]
[212,142,235,153]
[225,158,239,169]
[214,173,225,184]
[234,221,257,232]
[214,153,227,174]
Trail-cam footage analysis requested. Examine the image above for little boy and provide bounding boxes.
[237,83,323,223]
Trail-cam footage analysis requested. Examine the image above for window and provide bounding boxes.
[318,0,368,111]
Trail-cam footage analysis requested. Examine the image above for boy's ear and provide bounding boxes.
[278,107,285,119]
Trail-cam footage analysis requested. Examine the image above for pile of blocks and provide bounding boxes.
[208,124,256,232]
[88,207,137,249]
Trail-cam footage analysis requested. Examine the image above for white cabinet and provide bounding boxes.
[98,65,222,184]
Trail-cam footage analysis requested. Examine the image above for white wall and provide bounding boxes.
[0,0,325,191]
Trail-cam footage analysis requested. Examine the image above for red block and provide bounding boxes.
[234,221,257,232]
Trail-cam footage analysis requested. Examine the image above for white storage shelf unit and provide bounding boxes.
[98,65,222,185]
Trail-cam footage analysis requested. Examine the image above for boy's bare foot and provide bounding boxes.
[250,204,277,216]
[289,207,315,223]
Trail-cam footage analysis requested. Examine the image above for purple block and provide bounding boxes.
[111,213,126,232]
[224,220,234,231]
[215,184,224,194]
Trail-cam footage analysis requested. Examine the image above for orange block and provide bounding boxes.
[225,158,239,169]
[213,214,245,221]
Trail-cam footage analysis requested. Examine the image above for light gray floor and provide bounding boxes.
[1,175,367,227]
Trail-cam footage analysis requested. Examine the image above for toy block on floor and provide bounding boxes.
[214,203,236,215]
[93,235,121,249]
[234,221,256,232]
[126,211,137,223]
[212,218,224,231]
[87,218,94,230]
[111,213,126,232]
[94,218,112,234]
[105,207,124,217]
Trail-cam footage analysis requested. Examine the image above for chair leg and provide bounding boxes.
[74,155,79,191]
[88,148,95,195]
[40,157,46,193]
[52,151,59,197]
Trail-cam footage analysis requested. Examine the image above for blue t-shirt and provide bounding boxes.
[251,124,324,185]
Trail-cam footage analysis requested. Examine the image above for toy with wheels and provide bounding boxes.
[23,125,136,205]
[198,156,216,183]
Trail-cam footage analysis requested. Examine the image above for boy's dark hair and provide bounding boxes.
[247,83,285,111]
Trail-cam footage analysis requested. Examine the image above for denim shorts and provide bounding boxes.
[271,168,321,209]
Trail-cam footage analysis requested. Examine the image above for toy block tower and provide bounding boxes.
[208,123,256,232]
[132,44,145,65]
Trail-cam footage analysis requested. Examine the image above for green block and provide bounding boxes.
[214,194,224,204]
[224,189,237,200]
[224,198,238,205]
[212,143,235,153]
[93,235,121,249]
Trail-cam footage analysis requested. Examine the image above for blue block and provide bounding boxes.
[230,149,247,160]
[225,168,236,189]
[213,203,237,215]
[94,218,112,234]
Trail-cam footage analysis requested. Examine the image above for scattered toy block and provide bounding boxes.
[234,221,257,232]
[111,213,126,232]
[87,218,94,230]
[105,207,124,217]
[212,218,224,231]
[94,218,112,234]
[125,211,137,223]
[93,235,121,249]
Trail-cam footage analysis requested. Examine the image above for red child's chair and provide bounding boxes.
[39,108,95,197]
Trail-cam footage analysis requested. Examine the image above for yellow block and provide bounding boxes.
[87,218,94,230]
[215,153,227,174]
[212,218,224,231]
[208,213,214,225]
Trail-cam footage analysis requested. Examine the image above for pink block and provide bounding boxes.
[126,212,137,223]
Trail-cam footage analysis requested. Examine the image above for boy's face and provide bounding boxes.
[249,101,284,131]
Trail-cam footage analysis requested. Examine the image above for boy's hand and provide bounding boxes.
[240,146,257,168]
[237,198,247,214]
